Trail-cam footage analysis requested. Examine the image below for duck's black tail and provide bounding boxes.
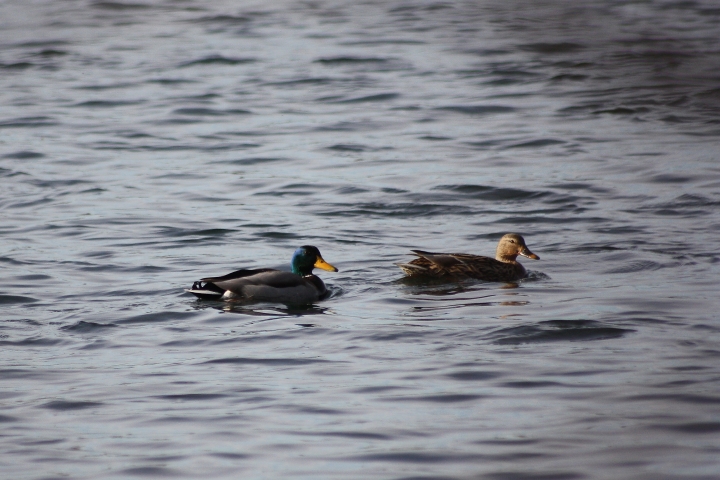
[186,281,225,300]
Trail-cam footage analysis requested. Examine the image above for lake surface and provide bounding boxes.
[2,1,720,479]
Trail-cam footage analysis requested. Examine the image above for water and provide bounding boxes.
[2,0,720,478]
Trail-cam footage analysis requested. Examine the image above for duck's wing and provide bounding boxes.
[208,270,306,293]
[214,272,325,304]
[396,250,470,276]
[410,250,482,268]
[200,268,276,283]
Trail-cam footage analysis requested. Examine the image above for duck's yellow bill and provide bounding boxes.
[315,256,339,272]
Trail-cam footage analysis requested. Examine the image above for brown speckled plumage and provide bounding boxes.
[397,233,540,282]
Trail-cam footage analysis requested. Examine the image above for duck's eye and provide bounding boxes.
[509,239,515,243]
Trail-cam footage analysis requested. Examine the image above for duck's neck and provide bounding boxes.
[290,251,314,276]
[496,253,518,264]
[291,263,313,276]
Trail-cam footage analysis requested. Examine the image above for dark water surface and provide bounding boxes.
[2,1,720,479]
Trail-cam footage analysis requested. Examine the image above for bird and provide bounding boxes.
[186,245,338,304]
[396,233,539,282]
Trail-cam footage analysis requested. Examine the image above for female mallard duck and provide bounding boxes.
[397,233,539,282]
[187,245,338,303]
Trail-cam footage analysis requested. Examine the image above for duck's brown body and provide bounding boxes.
[397,233,539,282]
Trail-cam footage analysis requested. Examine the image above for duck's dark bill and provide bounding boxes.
[314,257,339,272]
[520,249,540,260]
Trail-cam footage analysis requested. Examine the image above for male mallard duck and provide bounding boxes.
[187,245,338,303]
[397,233,539,282]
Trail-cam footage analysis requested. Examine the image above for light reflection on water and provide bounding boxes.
[1,0,720,479]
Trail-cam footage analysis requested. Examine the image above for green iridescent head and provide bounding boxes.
[291,245,338,276]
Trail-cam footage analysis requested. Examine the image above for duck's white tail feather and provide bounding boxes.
[186,288,224,300]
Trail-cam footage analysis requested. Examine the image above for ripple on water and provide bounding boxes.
[192,14,253,25]
[154,394,228,402]
[40,400,103,411]
[314,56,411,72]
[178,55,256,67]
[653,422,720,434]
[317,201,474,218]
[314,56,391,65]
[154,226,237,238]
[60,321,117,332]
[634,193,720,217]
[120,467,179,477]
[115,311,197,325]
[445,370,506,381]
[305,431,393,440]
[0,61,34,70]
[431,184,587,206]
[0,369,52,380]
[327,143,369,152]
[334,93,401,103]
[264,77,335,87]
[225,156,287,165]
[0,116,58,128]
[489,320,634,344]
[0,337,66,347]
[382,394,487,403]
[171,108,252,116]
[519,42,586,54]
[2,150,45,159]
[504,138,567,149]
[73,100,144,108]
[0,295,38,305]
[602,260,664,274]
[202,357,332,366]
[483,471,584,480]
[436,105,516,115]
[623,393,720,405]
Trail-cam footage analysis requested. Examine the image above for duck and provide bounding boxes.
[186,245,338,304]
[397,233,539,282]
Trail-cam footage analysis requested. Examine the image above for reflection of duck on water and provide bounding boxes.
[187,245,338,304]
[397,233,539,282]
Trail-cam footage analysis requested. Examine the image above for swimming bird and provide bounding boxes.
[187,245,338,304]
[397,233,539,282]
